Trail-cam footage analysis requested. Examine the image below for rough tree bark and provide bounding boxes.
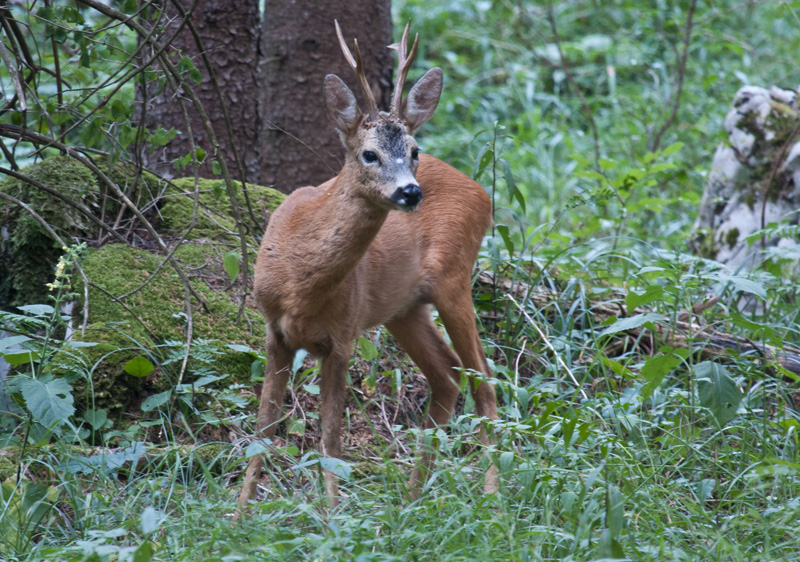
[258,1,393,192]
[138,0,393,192]
[140,0,262,182]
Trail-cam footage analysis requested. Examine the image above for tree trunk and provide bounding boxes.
[258,0,393,193]
[140,0,262,182]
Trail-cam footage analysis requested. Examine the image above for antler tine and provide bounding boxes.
[334,19,379,120]
[389,20,420,118]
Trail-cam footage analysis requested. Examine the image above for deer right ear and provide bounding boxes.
[324,74,362,135]
[403,67,443,134]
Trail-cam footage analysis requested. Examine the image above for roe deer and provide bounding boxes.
[237,21,499,512]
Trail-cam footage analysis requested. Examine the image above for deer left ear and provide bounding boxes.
[324,74,362,135]
[403,67,443,134]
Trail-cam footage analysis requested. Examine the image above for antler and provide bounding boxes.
[334,20,379,121]
[388,20,420,118]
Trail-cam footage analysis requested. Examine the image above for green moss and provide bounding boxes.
[0,157,98,308]
[160,178,285,242]
[74,244,265,389]
[690,228,719,260]
[724,227,740,249]
[0,156,160,309]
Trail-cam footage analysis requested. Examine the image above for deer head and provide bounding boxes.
[323,21,443,211]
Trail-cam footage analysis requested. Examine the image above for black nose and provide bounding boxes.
[391,184,423,208]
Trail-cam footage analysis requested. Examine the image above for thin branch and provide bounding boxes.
[0,124,210,313]
[0,165,129,245]
[78,0,252,322]
[0,20,26,110]
[169,0,263,230]
[650,0,697,152]
[0,190,90,331]
[546,0,600,170]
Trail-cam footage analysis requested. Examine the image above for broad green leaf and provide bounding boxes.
[288,418,306,436]
[319,457,351,479]
[141,506,165,535]
[141,390,171,412]
[20,376,74,430]
[17,304,54,316]
[713,272,767,300]
[599,313,665,338]
[473,142,493,179]
[626,285,664,310]
[292,349,308,374]
[1,350,39,367]
[244,439,271,458]
[501,158,526,213]
[356,337,378,361]
[606,484,624,538]
[303,384,320,395]
[641,349,687,400]
[251,358,265,380]
[496,224,514,255]
[223,251,241,283]
[0,335,31,352]
[84,408,108,431]
[599,157,617,170]
[662,141,684,156]
[125,356,155,378]
[499,451,515,474]
[132,542,153,562]
[694,361,742,426]
[65,443,146,474]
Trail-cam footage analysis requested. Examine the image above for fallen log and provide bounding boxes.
[476,271,800,376]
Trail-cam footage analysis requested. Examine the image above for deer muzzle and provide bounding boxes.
[391,183,423,209]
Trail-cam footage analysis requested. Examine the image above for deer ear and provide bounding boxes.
[324,74,362,135]
[403,67,443,133]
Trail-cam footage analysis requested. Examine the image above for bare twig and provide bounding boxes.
[0,165,129,245]
[0,190,90,330]
[650,0,697,152]
[546,0,600,170]
[0,22,26,110]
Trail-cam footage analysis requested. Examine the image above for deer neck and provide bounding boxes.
[299,163,390,294]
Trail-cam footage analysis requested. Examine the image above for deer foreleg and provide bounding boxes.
[236,331,294,519]
[319,349,350,507]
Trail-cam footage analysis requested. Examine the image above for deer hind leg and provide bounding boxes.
[435,285,500,495]
[386,304,462,500]
[318,349,350,507]
[236,329,293,519]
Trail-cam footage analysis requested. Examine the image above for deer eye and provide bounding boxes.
[362,151,379,164]
[411,148,419,160]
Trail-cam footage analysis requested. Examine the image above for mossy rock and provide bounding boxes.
[74,244,266,390]
[0,156,160,309]
[159,177,285,243]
